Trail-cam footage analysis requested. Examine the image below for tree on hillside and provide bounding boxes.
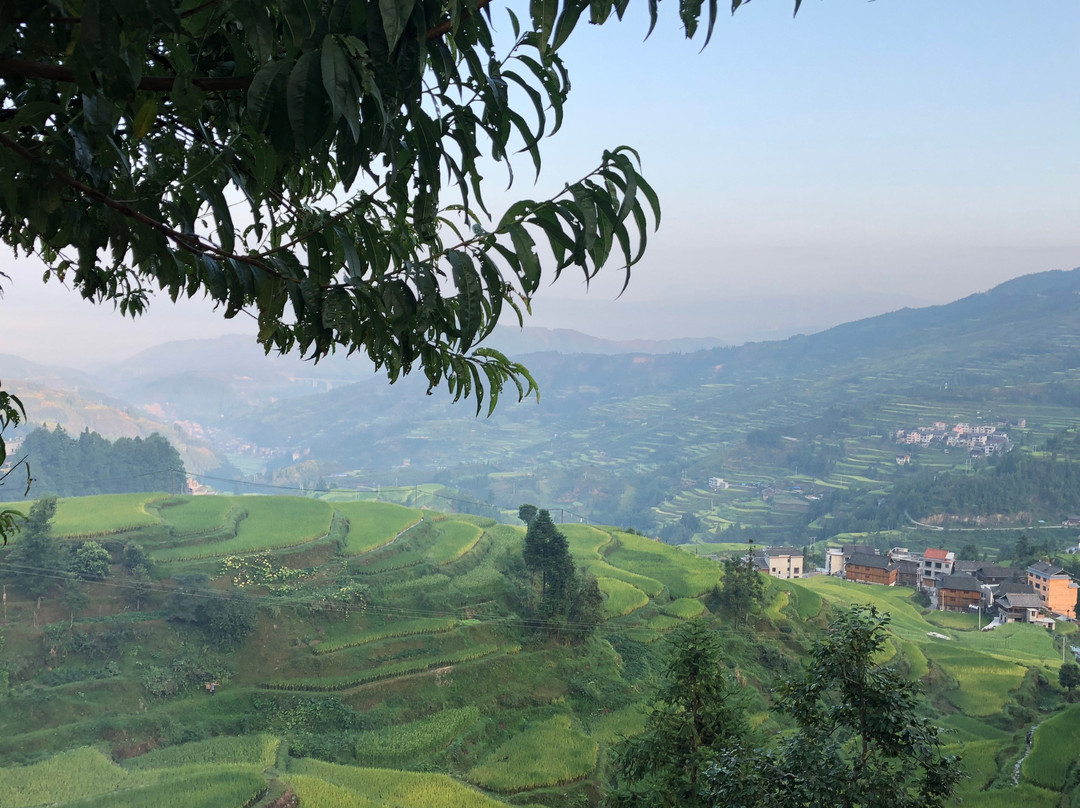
[704,607,962,808]
[607,619,750,808]
[520,507,590,636]
[1059,662,1080,700]
[709,553,765,629]
[72,541,111,582]
[4,495,63,598]
[518,504,539,528]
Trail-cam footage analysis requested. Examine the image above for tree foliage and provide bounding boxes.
[709,552,765,629]
[705,606,962,808]
[0,0,800,413]
[72,540,111,582]
[1059,661,1080,698]
[4,494,62,598]
[1,427,184,501]
[0,383,30,544]
[607,619,749,808]
[519,506,598,638]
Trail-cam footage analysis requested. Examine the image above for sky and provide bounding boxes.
[1,0,1078,365]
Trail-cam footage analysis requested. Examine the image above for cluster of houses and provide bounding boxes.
[752,543,1077,627]
[893,420,1014,457]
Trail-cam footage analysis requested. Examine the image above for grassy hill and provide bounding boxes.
[1,493,1079,806]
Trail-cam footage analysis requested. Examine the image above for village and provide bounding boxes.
[894,419,1019,457]
[753,542,1079,630]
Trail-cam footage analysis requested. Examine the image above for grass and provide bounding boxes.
[51,493,165,538]
[927,645,1027,716]
[425,520,483,564]
[289,758,510,807]
[1022,702,1080,789]
[152,496,334,560]
[0,746,266,808]
[946,739,1006,798]
[597,577,650,618]
[153,496,235,536]
[335,501,423,555]
[659,598,705,619]
[589,704,648,744]
[353,706,480,765]
[466,714,598,792]
[123,733,279,769]
[313,617,458,655]
[0,746,128,807]
[263,644,502,691]
[64,766,267,808]
[604,531,720,598]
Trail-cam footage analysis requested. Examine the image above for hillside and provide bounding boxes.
[202,268,1080,536]
[1,493,1079,807]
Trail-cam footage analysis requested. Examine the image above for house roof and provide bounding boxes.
[938,575,982,594]
[848,554,895,572]
[997,593,1044,610]
[954,560,981,574]
[975,565,1016,581]
[998,582,1037,595]
[766,546,802,557]
[843,544,878,557]
[1029,561,1067,577]
[924,548,951,561]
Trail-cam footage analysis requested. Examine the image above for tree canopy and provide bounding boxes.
[0,0,797,416]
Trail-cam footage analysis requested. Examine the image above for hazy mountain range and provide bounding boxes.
[3,267,1078,491]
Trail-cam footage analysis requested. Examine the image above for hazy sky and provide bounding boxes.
[2,0,1077,365]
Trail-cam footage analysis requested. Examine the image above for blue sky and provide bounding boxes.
[2,0,1077,363]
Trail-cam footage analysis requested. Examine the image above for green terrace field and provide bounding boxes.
[1,492,1079,806]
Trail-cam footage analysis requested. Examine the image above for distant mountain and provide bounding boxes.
[213,267,1080,511]
[484,326,726,356]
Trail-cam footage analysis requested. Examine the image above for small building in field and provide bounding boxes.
[755,546,804,580]
[1027,561,1078,619]
[937,575,983,612]
[826,548,845,576]
[845,553,898,586]
[994,592,1044,624]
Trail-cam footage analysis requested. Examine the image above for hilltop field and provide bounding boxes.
[1,493,1078,807]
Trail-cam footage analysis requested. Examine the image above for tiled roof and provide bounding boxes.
[848,555,895,571]
[1029,561,1067,577]
[997,593,1044,610]
[924,548,950,561]
[938,575,982,593]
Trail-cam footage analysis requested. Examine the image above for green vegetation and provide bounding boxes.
[426,520,483,564]
[290,758,511,807]
[659,598,705,619]
[2,492,1080,807]
[52,493,165,538]
[153,496,236,537]
[354,707,480,765]
[152,496,333,560]
[467,715,598,792]
[597,577,650,618]
[1023,703,1080,790]
[335,502,423,555]
[122,734,279,770]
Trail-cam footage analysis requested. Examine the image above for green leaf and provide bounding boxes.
[287,50,330,151]
[321,35,362,141]
[247,58,294,130]
[380,0,416,52]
